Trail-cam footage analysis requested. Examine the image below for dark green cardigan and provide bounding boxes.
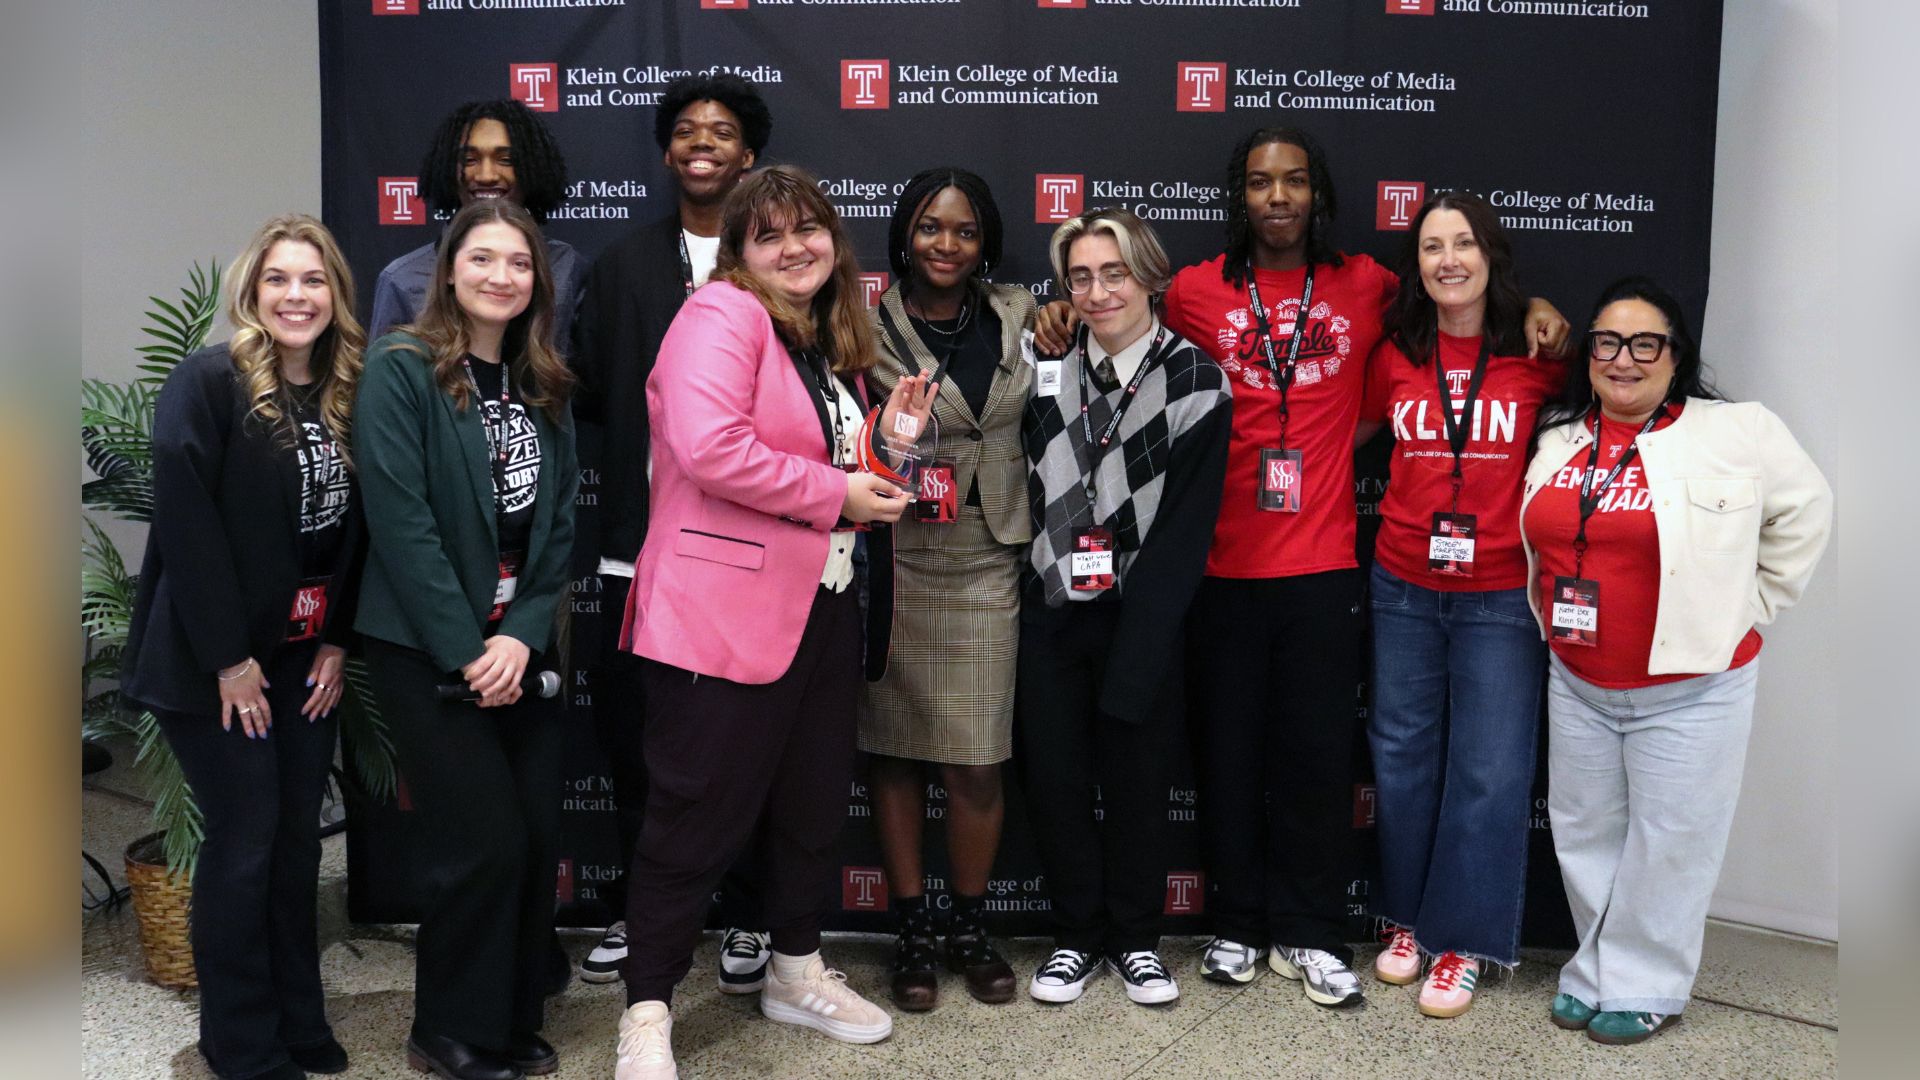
[353,332,579,673]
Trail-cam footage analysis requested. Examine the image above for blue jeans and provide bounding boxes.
[1367,562,1544,965]
[1547,654,1758,1014]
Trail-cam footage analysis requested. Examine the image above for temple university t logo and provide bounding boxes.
[842,867,887,910]
[1177,63,1227,112]
[701,0,749,8]
[841,60,889,109]
[1386,0,1436,13]
[511,64,559,112]
[1377,181,1425,230]
[1038,0,1088,8]
[555,858,574,905]
[1354,784,1379,827]
[1035,174,1084,223]
[1165,872,1204,915]
[378,177,423,225]
[372,0,418,14]
[858,272,890,308]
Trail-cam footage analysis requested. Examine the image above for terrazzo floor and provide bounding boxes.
[84,762,1837,1079]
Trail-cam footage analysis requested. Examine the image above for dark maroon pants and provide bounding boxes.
[622,585,862,1005]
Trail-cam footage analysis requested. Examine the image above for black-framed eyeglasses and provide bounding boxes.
[1586,330,1671,364]
[1066,267,1131,294]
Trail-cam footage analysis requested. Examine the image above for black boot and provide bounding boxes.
[890,895,942,1012]
[404,1030,523,1080]
[946,894,1015,1004]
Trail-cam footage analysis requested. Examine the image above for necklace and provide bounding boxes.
[906,289,975,341]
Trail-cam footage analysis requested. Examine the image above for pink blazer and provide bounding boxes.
[619,281,865,684]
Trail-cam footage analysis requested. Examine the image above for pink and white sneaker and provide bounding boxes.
[1417,952,1480,1018]
[1374,927,1422,986]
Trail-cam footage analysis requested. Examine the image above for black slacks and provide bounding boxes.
[364,637,565,1047]
[623,585,860,1005]
[156,645,337,1080]
[1015,599,1180,956]
[1186,570,1364,962]
[592,571,761,926]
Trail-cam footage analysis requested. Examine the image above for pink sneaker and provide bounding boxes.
[1374,927,1421,986]
[1417,952,1480,1018]
[759,954,894,1043]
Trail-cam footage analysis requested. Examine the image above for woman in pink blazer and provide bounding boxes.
[610,165,933,1079]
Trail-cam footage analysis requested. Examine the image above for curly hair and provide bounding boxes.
[225,214,364,467]
[1379,190,1529,368]
[713,165,878,374]
[417,100,569,222]
[392,200,575,423]
[652,73,773,156]
[886,166,1004,283]
[1221,126,1343,288]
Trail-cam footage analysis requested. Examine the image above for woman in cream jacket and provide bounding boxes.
[1518,276,1830,1046]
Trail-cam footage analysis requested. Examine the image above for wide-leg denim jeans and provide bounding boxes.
[1367,562,1545,965]
[1547,653,1758,1014]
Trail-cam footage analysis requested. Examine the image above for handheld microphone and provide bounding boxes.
[435,670,562,703]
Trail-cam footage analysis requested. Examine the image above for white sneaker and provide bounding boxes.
[1270,946,1365,1007]
[1028,947,1099,1003]
[1109,950,1180,1005]
[615,1000,676,1080]
[758,953,894,1043]
[717,928,771,994]
[1199,937,1266,985]
[580,920,626,984]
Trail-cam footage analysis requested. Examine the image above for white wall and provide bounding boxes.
[81,0,321,387]
[1703,0,1840,940]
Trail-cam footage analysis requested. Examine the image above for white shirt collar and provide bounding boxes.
[1088,316,1160,387]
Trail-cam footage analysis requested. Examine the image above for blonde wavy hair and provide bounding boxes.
[713,165,878,373]
[227,214,365,465]
[394,200,574,421]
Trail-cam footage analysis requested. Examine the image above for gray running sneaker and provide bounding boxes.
[1199,937,1266,985]
[1269,946,1365,1006]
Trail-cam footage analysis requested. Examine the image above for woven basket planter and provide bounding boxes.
[124,832,197,989]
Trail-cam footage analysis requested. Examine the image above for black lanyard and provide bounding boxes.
[460,356,512,511]
[1075,322,1169,504]
[878,297,964,393]
[1433,334,1492,516]
[1573,406,1666,576]
[677,230,696,298]
[795,348,851,464]
[1244,263,1314,450]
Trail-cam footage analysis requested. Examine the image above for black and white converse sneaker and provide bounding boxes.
[1028,947,1099,1003]
[716,928,771,994]
[580,920,627,984]
[1109,950,1179,1005]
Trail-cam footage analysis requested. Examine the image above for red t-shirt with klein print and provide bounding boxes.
[1162,253,1399,579]
[1522,404,1762,688]
[1361,331,1564,592]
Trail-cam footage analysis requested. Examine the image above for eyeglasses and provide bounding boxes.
[1586,330,1671,364]
[1066,267,1132,294]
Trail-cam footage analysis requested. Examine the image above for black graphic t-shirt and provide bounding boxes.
[286,381,348,577]
[467,356,541,555]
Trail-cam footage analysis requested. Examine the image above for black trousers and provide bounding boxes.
[591,572,761,926]
[623,585,861,1005]
[1186,570,1364,962]
[365,637,565,1047]
[1016,600,1179,956]
[156,645,337,1080]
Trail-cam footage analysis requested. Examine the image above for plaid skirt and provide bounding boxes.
[858,506,1020,765]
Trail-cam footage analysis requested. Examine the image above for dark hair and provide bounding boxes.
[1537,275,1721,436]
[418,100,569,222]
[394,200,575,422]
[886,167,1004,283]
[1379,191,1529,367]
[652,73,773,156]
[1222,126,1343,288]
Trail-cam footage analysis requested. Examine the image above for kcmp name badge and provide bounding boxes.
[1258,448,1303,512]
[1428,512,1477,576]
[1549,576,1600,646]
[1070,526,1115,592]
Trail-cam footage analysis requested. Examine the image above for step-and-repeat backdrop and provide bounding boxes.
[325,0,1724,942]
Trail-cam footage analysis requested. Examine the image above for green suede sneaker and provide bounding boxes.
[1587,1010,1681,1045]
[1550,993,1598,1030]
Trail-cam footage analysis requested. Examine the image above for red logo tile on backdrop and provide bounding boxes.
[841,60,890,110]
[1165,872,1204,915]
[1376,181,1425,230]
[373,0,419,15]
[1177,63,1228,112]
[511,63,559,112]
[378,177,423,225]
[858,273,890,308]
[1354,784,1379,828]
[842,867,887,910]
[1034,174,1084,223]
[1386,0,1436,14]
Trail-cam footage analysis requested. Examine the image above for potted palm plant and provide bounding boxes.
[81,262,395,988]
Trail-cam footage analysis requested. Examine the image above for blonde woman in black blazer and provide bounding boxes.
[121,214,366,1080]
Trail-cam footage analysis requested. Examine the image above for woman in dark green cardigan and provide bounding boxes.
[354,199,578,1080]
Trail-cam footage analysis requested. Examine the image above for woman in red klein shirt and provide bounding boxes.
[1519,276,1830,1046]
[1353,192,1563,1019]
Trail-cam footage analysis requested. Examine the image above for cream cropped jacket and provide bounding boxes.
[1519,397,1832,676]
